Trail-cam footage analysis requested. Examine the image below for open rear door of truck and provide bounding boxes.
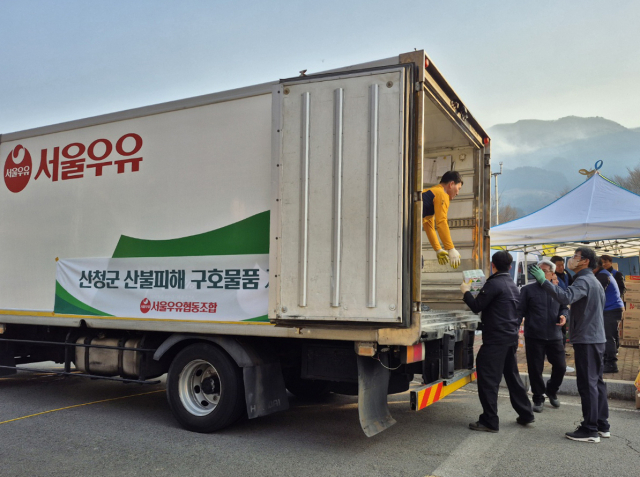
[270,66,413,325]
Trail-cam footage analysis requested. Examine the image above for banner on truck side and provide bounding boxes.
[55,256,269,321]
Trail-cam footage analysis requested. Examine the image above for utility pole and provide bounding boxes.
[491,162,503,225]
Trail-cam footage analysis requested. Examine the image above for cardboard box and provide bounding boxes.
[622,331,640,341]
[627,301,640,310]
[625,280,640,292]
[625,275,640,281]
[623,317,640,327]
[624,318,640,329]
[623,322,640,340]
[625,289,640,302]
[625,302,640,319]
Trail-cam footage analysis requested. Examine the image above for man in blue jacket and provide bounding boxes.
[461,251,534,432]
[594,257,624,373]
[601,254,626,302]
[531,247,608,443]
[519,259,569,413]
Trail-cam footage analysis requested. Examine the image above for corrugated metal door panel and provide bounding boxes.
[273,69,406,322]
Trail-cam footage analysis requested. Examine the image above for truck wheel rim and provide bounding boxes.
[178,359,221,416]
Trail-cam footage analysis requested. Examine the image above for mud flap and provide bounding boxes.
[243,362,290,419]
[357,354,396,437]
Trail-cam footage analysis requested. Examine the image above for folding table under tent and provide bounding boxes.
[490,172,640,257]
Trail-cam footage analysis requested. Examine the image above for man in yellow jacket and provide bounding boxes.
[423,170,463,268]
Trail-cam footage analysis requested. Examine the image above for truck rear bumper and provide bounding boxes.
[410,368,477,411]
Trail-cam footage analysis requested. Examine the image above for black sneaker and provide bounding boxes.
[469,421,498,433]
[546,393,560,408]
[603,366,618,374]
[566,426,600,443]
[532,403,544,413]
[516,416,535,426]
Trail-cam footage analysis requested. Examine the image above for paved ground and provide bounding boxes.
[1,368,639,477]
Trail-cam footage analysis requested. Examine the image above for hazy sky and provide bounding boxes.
[1,0,638,134]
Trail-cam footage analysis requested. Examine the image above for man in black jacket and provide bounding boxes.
[461,251,534,432]
[551,255,573,358]
[519,259,568,413]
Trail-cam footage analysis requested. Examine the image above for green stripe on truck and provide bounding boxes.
[55,281,112,316]
[242,315,269,322]
[112,211,270,258]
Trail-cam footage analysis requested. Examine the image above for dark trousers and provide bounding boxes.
[603,309,623,367]
[573,343,609,432]
[524,337,566,404]
[476,343,534,430]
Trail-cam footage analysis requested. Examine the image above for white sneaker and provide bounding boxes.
[566,366,575,373]
[598,430,611,438]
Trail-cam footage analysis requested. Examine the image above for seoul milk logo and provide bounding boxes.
[3,133,144,194]
[4,145,32,193]
[140,298,151,314]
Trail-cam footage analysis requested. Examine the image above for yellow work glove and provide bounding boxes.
[436,249,449,265]
[447,248,461,269]
[460,281,471,294]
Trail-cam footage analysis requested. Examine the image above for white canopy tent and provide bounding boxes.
[490,172,640,257]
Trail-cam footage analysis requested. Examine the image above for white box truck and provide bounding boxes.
[0,50,491,436]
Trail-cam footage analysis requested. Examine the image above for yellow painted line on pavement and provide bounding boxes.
[0,389,164,425]
[0,370,82,381]
[0,374,56,381]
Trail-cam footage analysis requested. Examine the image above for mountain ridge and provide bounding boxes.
[488,116,640,215]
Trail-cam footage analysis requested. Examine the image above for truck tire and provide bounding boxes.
[166,343,245,433]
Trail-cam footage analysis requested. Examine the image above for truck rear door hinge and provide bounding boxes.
[413,191,422,202]
[414,81,424,92]
[484,154,491,167]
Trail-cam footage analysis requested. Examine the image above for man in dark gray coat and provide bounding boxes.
[531,247,608,443]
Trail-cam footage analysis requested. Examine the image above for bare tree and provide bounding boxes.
[614,163,640,195]
[555,185,572,199]
[491,202,522,226]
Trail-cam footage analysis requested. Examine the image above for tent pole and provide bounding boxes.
[524,246,528,285]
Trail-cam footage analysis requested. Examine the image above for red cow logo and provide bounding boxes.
[4,145,32,193]
[140,298,151,314]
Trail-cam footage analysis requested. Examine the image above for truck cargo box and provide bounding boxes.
[1,51,489,347]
